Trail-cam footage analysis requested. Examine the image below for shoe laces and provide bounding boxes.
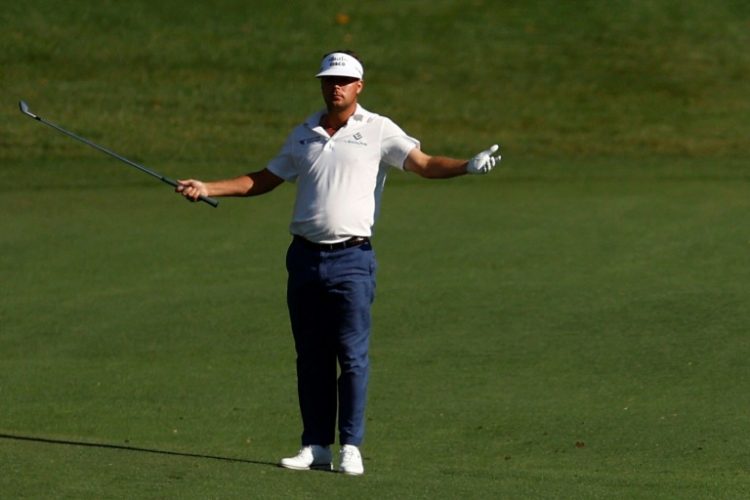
[341,445,360,461]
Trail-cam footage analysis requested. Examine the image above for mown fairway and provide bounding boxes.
[2,1,749,498]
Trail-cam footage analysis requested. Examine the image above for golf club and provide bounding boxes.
[18,100,218,208]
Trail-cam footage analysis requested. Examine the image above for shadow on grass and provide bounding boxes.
[0,432,278,468]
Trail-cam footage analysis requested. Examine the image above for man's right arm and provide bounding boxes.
[176,168,284,201]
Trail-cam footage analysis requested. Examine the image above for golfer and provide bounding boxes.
[176,50,501,475]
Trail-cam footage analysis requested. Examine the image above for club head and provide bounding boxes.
[19,100,38,119]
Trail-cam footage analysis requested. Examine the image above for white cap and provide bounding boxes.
[315,52,364,80]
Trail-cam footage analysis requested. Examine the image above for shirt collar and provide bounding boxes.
[304,104,371,132]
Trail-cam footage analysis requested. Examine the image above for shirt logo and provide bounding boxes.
[345,132,367,146]
[299,136,326,145]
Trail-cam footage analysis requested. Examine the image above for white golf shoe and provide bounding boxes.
[339,444,364,475]
[279,445,333,471]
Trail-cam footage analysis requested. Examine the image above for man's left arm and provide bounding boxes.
[403,145,501,179]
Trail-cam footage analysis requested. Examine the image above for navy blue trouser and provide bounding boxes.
[286,237,376,446]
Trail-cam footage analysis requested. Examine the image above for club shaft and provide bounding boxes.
[40,118,173,182]
[25,109,218,207]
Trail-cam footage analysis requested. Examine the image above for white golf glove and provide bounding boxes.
[466,144,501,175]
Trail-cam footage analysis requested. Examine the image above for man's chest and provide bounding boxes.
[295,128,381,172]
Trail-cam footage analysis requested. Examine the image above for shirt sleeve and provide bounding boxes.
[266,131,298,182]
[380,118,420,170]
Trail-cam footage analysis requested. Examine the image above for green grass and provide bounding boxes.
[2,0,750,498]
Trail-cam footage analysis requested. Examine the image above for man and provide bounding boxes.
[176,50,501,475]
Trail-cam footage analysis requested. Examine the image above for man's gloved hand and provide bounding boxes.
[466,144,502,175]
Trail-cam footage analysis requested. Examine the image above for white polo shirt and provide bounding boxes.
[267,104,419,244]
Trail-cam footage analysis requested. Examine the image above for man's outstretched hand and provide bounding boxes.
[176,179,209,202]
[466,144,502,175]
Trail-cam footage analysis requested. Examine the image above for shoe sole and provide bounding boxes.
[279,463,333,471]
[340,470,364,476]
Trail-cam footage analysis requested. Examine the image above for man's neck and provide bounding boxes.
[321,104,357,133]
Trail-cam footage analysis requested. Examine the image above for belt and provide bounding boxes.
[294,235,370,251]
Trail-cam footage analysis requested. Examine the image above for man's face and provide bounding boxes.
[320,76,363,111]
